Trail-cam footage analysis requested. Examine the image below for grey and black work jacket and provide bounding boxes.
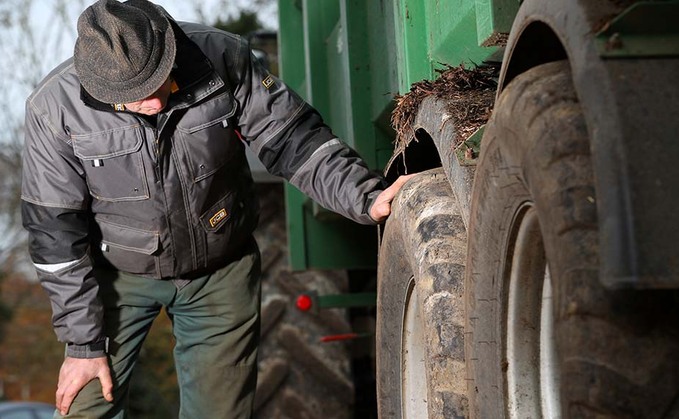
[21,20,385,357]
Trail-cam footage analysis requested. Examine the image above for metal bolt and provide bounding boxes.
[606,32,623,50]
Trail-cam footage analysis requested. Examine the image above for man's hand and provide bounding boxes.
[56,356,113,415]
[369,174,416,222]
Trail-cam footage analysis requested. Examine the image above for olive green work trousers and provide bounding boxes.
[56,240,261,419]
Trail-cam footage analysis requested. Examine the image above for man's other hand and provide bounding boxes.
[56,356,113,415]
[369,174,416,222]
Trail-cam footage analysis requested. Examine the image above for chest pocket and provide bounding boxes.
[72,126,149,202]
[176,91,238,182]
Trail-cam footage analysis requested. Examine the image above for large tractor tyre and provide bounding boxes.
[465,61,679,418]
[376,168,469,418]
[252,184,354,419]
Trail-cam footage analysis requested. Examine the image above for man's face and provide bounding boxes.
[123,77,173,115]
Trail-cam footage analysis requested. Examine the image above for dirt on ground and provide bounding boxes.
[390,64,499,161]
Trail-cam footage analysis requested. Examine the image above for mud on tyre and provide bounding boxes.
[376,168,468,419]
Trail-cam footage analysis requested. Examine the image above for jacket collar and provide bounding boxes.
[80,19,225,114]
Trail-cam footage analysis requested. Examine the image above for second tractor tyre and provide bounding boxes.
[465,61,679,418]
[252,184,354,419]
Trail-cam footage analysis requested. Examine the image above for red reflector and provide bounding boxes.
[296,294,313,311]
[320,333,358,343]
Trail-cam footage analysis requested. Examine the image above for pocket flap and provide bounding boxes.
[72,126,144,160]
[177,91,237,133]
[97,219,159,255]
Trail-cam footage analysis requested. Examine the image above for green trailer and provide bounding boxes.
[278,0,517,271]
[277,0,679,417]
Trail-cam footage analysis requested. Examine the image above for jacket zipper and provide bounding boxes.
[142,119,183,277]
[155,114,199,272]
[171,151,199,270]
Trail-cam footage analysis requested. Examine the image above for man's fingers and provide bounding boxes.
[55,386,64,413]
[369,174,417,222]
[58,380,83,415]
[369,199,390,222]
[371,202,390,221]
[391,173,416,189]
[55,356,113,413]
[99,367,114,402]
[56,368,69,411]
[384,174,416,201]
[56,371,112,414]
[382,175,408,200]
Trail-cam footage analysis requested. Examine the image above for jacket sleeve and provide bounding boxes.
[21,100,105,358]
[230,40,387,225]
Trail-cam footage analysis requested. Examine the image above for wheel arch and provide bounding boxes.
[384,128,442,184]
[500,0,679,288]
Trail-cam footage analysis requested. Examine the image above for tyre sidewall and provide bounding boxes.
[465,61,592,418]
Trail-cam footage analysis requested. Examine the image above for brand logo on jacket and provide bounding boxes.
[112,103,126,111]
[209,208,228,228]
[262,75,275,90]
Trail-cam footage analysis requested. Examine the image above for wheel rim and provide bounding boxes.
[506,206,561,419]
[402,278,428,418]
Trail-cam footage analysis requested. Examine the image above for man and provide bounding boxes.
[21,0,411,417]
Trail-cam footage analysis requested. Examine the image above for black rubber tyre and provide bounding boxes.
[252,184,354,419]
[465,61,679,418]
[376,168,468,418]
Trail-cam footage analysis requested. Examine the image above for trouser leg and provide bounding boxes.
[58,269,174,418]
[169,242,261,419]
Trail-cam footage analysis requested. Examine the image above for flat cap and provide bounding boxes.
[74,0,176,104]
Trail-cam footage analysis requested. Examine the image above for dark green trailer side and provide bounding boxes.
[277,0,516,270]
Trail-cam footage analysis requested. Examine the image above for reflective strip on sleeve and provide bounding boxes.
[34,259,81,273]
[289,138,341,185]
